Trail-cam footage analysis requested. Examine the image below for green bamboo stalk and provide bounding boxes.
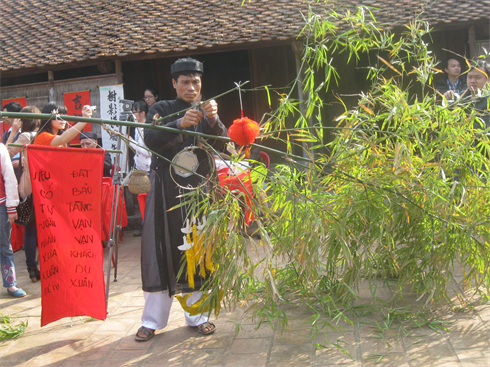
[7,142,122,154]
[0,111,314,164]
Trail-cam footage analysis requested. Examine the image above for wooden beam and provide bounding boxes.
[468,26,476,58]
[115,60,123,84]
[48,70,54,102]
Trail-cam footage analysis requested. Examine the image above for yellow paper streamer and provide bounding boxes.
[186,233,195,289]
[176,290,225,316]
[181,217,214,289]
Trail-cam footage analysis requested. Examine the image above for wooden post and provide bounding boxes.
[48,70,55,102]
[468,26,477,58]
[115,60,123,84]
[291,40,311,160]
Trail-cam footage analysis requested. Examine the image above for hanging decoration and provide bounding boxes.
[170,145,215,190]
[127,170,151,194]
[178,217,215,289]
[228,82,260,148]
[228,117,260,147]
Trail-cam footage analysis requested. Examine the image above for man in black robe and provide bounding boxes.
[136,58,227,341]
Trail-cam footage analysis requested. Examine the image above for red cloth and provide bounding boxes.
[27,145,107,326]
[218,168,255,225]
[10,223,24,252]
[137,193,147,222]
[101,177,128,243]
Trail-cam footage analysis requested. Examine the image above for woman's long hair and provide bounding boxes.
[38,102,67,136]
[20,106,40,133]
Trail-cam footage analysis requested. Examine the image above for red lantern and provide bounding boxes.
[228,117,260,146]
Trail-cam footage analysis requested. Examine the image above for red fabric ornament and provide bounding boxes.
[228,117,260,146]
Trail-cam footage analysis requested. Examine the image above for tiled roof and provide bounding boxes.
[1,0,488,72]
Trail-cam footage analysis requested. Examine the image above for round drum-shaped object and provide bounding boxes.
[170,146,215,190]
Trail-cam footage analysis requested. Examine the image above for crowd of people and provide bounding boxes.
[1,102,95,295]
[0,94,157,297]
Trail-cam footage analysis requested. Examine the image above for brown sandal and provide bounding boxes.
[196,321,216,335]
[135,326,155,342]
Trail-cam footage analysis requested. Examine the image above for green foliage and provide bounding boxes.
[185,4,490,345]
[0,313,28,340]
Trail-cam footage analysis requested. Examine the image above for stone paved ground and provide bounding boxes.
[0,232,489,367]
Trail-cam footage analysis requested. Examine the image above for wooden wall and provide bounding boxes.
[120,49,256,129]
[1,74,119,136]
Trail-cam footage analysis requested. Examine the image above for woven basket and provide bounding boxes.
[128,170,151,194]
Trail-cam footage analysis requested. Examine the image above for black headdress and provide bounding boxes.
[171,58,204,75]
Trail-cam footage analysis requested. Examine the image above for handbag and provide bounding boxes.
[15,193,35,226]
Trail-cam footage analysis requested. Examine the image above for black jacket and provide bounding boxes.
[141,97,227,294]
[435,75,467,95]
[473,96,490,130]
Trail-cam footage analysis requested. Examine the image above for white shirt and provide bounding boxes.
[129,127,151,171]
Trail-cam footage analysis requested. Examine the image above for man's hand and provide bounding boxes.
[8,212,17,224]
[82,105,93,118]
[201,100,218,119]
[443,90,455,100]
[180,109,203,128]
[12,160,19,169]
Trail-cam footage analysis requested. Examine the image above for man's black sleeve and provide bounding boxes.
[144,102,184,154]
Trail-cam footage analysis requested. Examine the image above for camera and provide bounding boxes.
[120,99,134,111]
[119,99,134,121]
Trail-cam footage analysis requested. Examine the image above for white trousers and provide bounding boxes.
[141,290,209,330]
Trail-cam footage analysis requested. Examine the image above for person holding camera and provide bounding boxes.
[5,106,41,282]
[33,103,93,146]
[2,102,23,180]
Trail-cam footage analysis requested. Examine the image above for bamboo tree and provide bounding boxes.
[191,5,490,339]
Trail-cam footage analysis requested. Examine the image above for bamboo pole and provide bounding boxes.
[6,142,122,154]
[0,110,314,165]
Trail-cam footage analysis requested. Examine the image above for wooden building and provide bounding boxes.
[1,0,489,147]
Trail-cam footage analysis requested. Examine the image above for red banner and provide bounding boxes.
[63,90,92,145]
[27,145,106,326]
[2,96,27,108]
